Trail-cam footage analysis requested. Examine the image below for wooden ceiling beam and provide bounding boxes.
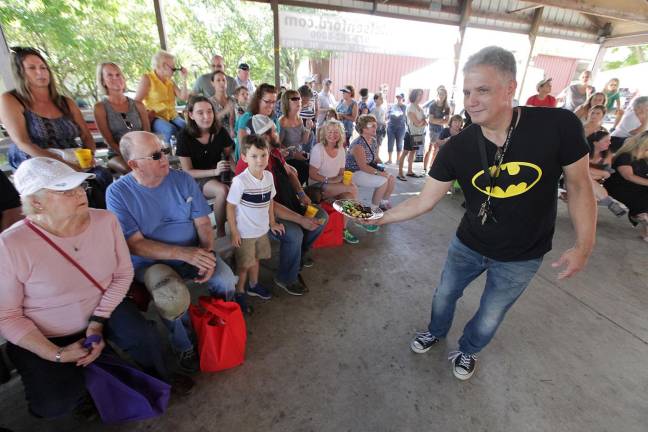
[529,0,648,24]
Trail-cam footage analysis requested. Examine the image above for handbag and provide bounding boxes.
[83,349,171,424]
[363,137,385,172]
[189,296,247,372]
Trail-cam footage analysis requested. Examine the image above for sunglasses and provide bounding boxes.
[134,147,171,161]
[120,113,133,130]
[289,97,301,101]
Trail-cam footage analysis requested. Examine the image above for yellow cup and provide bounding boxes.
[343,170,353,185]
[305,205,318,218]
[74,149,93,169]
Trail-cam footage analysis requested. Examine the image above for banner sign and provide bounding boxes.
[279,10,456,59]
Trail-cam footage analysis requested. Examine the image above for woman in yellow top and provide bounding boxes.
[135,50,189,143]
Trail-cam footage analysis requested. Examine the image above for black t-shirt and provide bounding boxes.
[439,127,451,140]
[429,107,588,261]
[1,171,21,216]
[175,128,233,170]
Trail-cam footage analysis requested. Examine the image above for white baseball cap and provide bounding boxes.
[13,157,95,196]
[143,264,191,321]
[252,114,276,135]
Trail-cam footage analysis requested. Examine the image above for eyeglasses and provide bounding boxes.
[289,97,301,101]
[48,182,90,197]
[133,147,171,161]
[120,113,133,130]
[262,98,277,105]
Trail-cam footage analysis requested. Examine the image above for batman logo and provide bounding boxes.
[471,162,542,198]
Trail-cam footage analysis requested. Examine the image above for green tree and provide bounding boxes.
[1,0,159,101]
[602,45,648,71]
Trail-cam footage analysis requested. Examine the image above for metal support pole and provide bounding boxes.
[272,0,281,89]
[153,0,168,51]
[0,23,14,92]
[517,7,544,101]
[591,43,607,81]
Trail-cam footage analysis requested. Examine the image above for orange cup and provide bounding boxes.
[305,205,318,218]
[343,170,353,185]
[74,149,93,169]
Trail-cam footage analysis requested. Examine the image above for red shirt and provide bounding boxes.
[526,94,557,108]
[235,148,286,189]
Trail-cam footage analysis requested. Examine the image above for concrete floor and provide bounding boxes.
[1,160,647,432]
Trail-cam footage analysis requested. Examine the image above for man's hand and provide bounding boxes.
[551,247,590,280]
[195,266,215,284]
[181,246,216,275]
[299,216,319,231]
[299,193,312,206]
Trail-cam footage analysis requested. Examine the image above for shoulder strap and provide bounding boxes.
[24,220,106,294]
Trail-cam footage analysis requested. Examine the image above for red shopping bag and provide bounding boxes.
[313,201,344,248]
[189,296,247,372]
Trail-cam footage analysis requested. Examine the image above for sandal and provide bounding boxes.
[397,175,407,181]
[406,173,423,178]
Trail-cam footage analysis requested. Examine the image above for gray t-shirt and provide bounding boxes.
[562,84,594,112]
[192,73,237,97]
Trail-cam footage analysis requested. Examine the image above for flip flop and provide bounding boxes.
[397,175,407,181]
[406,173,423,178]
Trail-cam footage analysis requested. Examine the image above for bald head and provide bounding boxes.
[120,131,160,162]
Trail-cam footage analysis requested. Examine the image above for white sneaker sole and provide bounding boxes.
[452,366,475,381]
[410,339,437,354]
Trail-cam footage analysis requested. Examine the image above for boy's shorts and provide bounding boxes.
[235,234,271,269]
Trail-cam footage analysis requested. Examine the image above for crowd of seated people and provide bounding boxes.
[2,44,648,426]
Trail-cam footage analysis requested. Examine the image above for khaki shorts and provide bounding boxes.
[234,234,271,269]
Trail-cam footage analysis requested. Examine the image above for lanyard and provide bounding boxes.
[476,108,520,225]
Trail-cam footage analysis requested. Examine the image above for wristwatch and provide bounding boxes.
[55,347,64,363]
[297,190,306,198]
[89,315,108,325]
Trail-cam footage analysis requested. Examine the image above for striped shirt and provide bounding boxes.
[226,168,276,238]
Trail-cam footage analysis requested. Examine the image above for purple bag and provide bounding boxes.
[83,337,171,424]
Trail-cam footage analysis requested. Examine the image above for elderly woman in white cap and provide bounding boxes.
[0,157,187,419]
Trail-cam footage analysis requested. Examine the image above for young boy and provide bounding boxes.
[226,135,284,314]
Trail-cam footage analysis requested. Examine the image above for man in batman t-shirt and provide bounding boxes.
[370,46,596,381]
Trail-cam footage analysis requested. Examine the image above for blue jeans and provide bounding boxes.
[268,213,328,284]
[428,236,542,355]
[387,124,406,153]
[135,253,237,353]
[152,116,186,143]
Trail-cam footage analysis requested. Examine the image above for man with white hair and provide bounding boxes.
[192,54,237,97]
[370,46,596,380]
[106,131,237,373]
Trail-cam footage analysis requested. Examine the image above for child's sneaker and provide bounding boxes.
[343,229,359,244]
[247,283,272,300]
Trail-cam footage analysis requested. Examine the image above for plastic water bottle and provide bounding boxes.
[220,150,232,184]
[169,135,177,156]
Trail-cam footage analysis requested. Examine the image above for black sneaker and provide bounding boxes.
[177,348,199,374]
[170,373,195,397]
[274,277,306,296]
[301,255,314,268]
[235,292,254,315]
[448,351,477,380]
[410,331,440,353]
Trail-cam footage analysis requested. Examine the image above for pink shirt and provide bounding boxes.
[0,209,133,344]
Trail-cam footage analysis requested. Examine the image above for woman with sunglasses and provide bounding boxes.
[135,50,189,144]
[176,96,233,237]
[235,83,279,160]
[0,157,181,419]
[279,89,312,185]
[94,62,150,175]
[0,46,113,208]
